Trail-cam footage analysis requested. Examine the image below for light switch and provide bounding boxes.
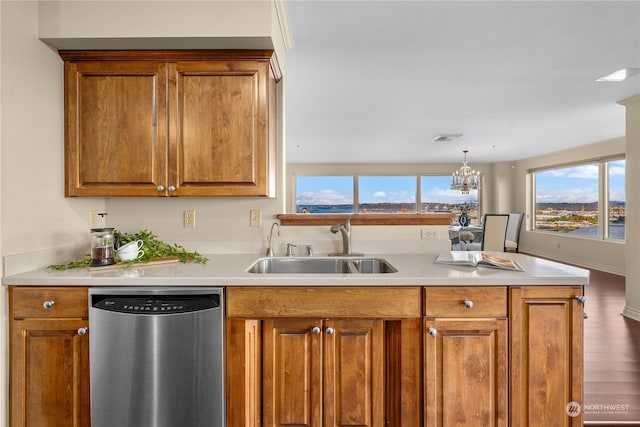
[250,210,261,227]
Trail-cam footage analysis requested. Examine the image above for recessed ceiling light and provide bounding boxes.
[596,68,640,82]
[432,133,463,142]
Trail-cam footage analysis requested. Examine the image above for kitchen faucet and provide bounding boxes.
[266,222,280,257]
[329,215,362,256]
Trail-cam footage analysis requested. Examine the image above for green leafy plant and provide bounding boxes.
[47,229,207,270]
[47,254,92,271]
[117,229,208,265]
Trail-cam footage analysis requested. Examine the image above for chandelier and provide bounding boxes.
[451,150,480,194]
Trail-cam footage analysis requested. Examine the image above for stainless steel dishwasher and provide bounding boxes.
[89,287,224,427]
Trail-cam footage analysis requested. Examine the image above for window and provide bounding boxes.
[295,174,480,219]
[358,176,416,213]
[532,158,625,241]
[421,176,479,222]
[607,159,625,241]
[295,176,353,213]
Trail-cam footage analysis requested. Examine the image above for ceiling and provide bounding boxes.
[284,1,640,164]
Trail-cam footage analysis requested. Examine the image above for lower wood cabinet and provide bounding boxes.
[225,286,423,427]
[510,286,584,427]
[424,318,508,427]
[9,287,90,427]
[8,284,584,427]
[424,286,508,427]
[263,318,385,427]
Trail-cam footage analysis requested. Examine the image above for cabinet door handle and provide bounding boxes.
[168,185,176,192]
[464,300,474,309]
[576,295,586,305]
[157,185,165,192]
[311,326,321,335]
[326,327,335,336]
[42,300,55,309]
[77,327,88,336]
[428,327,438,337]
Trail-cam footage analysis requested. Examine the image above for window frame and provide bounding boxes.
[286,171,481,226]
[529,155,625,242]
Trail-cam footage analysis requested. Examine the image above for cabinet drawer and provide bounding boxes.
[424,286,507,318]
[10,287,89,319]
[227,287,421,318]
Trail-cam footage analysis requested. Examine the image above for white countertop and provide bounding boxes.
[2,252,589,287]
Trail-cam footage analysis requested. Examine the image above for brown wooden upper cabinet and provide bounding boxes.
[60,50,279,197]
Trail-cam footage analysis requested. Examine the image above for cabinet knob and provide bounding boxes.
[312,326,321,335]
[157,185,165,192]
[464,300,474,309]
[42,300,55,309]
[326,327,335,336]
[168,185,176,192]
[428,327,437,337]
[576,295,586,305]
[77,327,88,336]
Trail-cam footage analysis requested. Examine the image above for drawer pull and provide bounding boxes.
[43,300,55,309]
[77,327,88,336]
[428,327,438,337]
[464,300,474,309]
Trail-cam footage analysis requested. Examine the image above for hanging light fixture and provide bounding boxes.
[451,150,480,194]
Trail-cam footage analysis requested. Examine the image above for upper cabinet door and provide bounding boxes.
[64,60,168,197]
[61,50,277,198]
[171,60,274,197]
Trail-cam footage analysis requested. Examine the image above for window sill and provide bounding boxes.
[276,213,453,226]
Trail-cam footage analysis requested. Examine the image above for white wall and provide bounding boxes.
[619,96,640,321]
[38,0,291,73]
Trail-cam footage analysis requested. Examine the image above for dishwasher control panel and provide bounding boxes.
[92,294,220,314]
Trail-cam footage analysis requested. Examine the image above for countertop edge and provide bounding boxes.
[2,252,590,287]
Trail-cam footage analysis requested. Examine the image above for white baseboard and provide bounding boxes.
[622,306,640,322]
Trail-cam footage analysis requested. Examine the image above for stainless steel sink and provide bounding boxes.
[350,258,398,274]
[246,257,397,274]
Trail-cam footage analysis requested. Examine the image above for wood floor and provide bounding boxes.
[584,268,640,426]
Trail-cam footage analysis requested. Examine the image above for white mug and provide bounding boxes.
[117,240,145,262]
[119,240,143,251]
[117,248,144,262]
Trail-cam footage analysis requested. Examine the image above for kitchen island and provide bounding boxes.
[3,252,588,427]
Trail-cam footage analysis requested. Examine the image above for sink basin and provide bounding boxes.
[350,258,398,274]
[246,257,397,274]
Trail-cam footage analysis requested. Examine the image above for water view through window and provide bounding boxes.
[296,176,354,213]
[296,175,479,219]
[534,160,625,240]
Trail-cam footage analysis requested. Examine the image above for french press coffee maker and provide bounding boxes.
[90,227,116,267]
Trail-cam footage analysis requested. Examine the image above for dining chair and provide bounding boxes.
[505,212,525,253]
[462,213,509,251]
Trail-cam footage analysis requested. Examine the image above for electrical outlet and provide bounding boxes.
[250,209,261,227]
[184,210,196,228]
[421,228,438,240]
[88,210,99,228]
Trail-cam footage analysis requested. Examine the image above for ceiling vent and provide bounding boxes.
[432,133,462,142]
